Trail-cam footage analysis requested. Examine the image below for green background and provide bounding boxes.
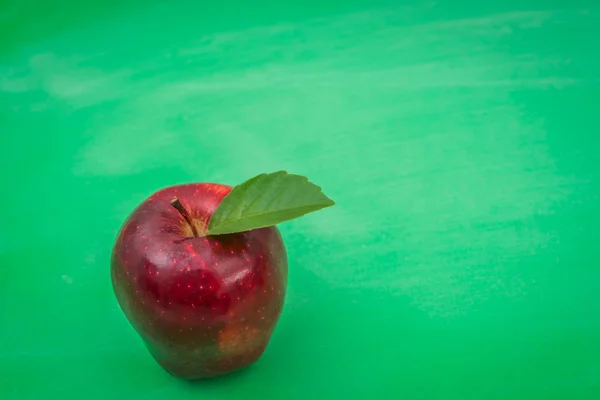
[1,0,599,398]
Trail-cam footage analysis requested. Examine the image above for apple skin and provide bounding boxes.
[110,183,288,379]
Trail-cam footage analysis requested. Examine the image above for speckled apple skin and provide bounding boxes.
[111,183,288,379]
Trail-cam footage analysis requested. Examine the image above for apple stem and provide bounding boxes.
[170,197,199,237]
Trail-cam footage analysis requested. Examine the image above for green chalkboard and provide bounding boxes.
[1,0,599,399]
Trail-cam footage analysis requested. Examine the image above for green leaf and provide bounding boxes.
[207,171,335,235]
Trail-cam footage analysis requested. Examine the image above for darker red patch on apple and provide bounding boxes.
[111,183,288,379]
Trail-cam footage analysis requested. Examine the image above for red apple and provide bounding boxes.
[110,183,288,379]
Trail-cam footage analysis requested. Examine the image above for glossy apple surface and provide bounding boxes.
[111,183,288,379]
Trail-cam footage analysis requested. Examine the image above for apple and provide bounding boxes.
[110,183,288,379]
